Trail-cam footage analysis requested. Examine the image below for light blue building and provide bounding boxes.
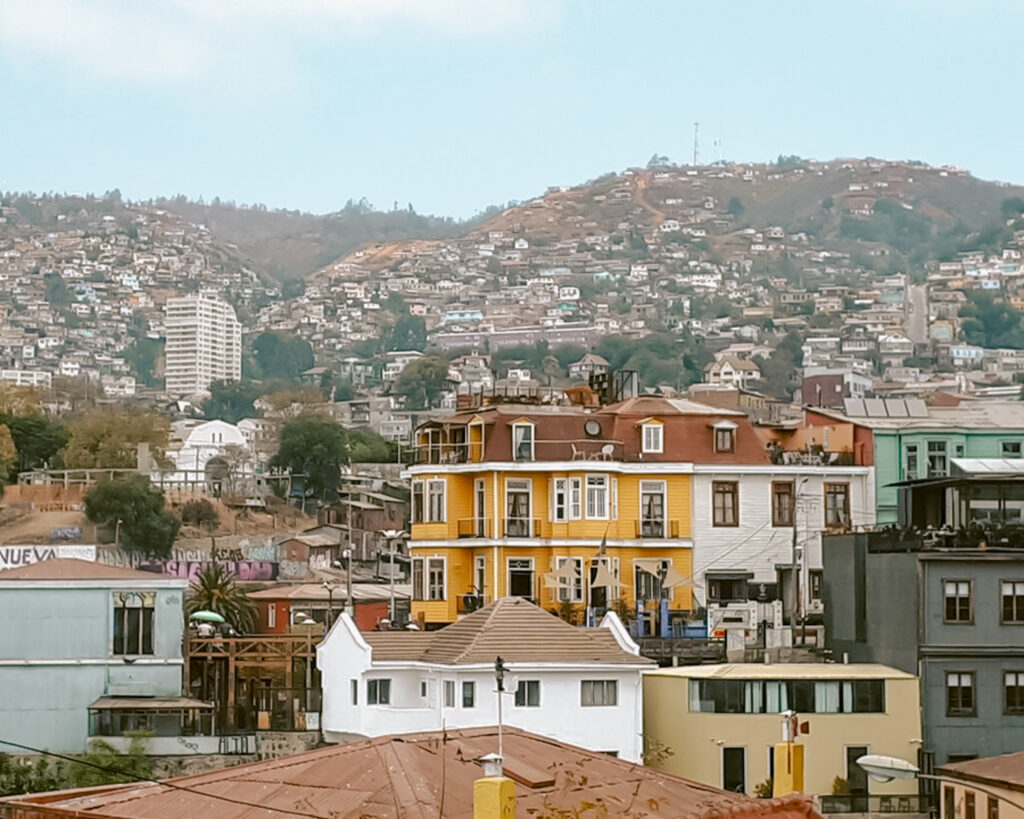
[0,559,191,753]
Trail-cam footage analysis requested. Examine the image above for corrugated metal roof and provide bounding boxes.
[362,597,652,666]
[89,697,213,710]
[3,726,821,818]
[646,662,916,680]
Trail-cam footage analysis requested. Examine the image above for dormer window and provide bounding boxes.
[641,421,664,454]
[512,421,535,461]
[712,420,737,454]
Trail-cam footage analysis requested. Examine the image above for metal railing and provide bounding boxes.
[503,517,541,538]
[819,795,933,814]
[411,438,626,464]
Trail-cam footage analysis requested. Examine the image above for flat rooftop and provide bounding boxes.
[645,663,916,680]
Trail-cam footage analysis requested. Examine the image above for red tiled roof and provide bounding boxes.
[362,597,652,665]
[1,726,822,818]
[0,558,173,582]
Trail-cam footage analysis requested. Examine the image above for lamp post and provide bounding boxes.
[322,582,336,630]
[379,530,407,627]
[342,548,353,616]
[791,477,809,648]
[857,754,1024,815]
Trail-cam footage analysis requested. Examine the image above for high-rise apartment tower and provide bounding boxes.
[164,292,241,396]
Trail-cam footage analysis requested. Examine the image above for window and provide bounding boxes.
[906,444,919,480]
[772,482,794,527]
[505,479,532,537]
[569,477,582,520]
[420,681,427,698]
[444,680,455,708]
[267,604,276,629]
[351,679,358,705]
[462,681,475,708]
[966,791,976,819]
[689,678,884,713]
[112,592,154,656]
[713,424,736,454]
[1004,442,1023,459]
[512,422,534,461]
[928,441,948,477]
[581,680,618,707]
[809,570,823,601]
[712,481,738,527]
[412,557,446,601]
[944,580,972,623]
[824,483,850,529]
[412,479,446,523]
[556,556,583,602]
[508,558,534,599]
[642,423,663,454]
[552,477,569,522]
[635,559,670,602]
[640,480,666,537]
[1002,581,1024,623]
[945,787,955,819]
[707,577,747,603]
[367,678,391,705]
[586,475,609,519]
[988,796,999,819]
[474,556,486,597]
[515,680,541,707]
[474,478,486,536]
[1006,672,1024,715]
[946,672,975,717]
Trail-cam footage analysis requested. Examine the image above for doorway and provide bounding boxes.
[723,747,746,794]
[846,745,869,811]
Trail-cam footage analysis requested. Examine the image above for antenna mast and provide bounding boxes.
[692,122,700,166]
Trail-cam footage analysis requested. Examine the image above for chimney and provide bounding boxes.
[474,753,514,818]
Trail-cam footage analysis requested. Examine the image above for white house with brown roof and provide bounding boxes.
[317,596,653,761]
[704,355,761,388]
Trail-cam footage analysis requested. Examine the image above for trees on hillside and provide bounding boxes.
[249,332,314,382]
[393,356,450,409]
[203,380,260,423]
[270,415,348,503]
[84,475,180,557]
[62,410,170,469]
[960,292,1024,349]
[123,337,163,387]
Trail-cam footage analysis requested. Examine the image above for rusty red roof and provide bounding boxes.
[1,726,822,818]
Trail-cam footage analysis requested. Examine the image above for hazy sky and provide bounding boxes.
[1,0,1021,218]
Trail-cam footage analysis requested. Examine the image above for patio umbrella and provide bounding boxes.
[189,610,226,624]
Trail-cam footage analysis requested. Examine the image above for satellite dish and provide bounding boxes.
[856,754,919,783]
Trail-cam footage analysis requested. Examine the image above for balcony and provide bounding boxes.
[411,438,626,465]
[457,518,492,538]
[819,795,933,814]
[503,517,541,538]
[456,593,490,614]
[635,519,682,539]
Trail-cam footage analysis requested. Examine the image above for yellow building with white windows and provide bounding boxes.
[406,395,773,629]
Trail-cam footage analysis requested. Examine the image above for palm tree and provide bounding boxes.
[185,563,257,633]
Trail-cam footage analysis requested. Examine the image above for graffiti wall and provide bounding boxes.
[138,560,278,581]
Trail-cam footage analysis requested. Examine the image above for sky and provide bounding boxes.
[1,0,1022,219]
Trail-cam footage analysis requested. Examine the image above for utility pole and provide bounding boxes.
[692,122,700,167]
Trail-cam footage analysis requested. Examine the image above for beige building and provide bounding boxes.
[938,751,1024,819]
[164,291,242,397]
[643,664,922,798]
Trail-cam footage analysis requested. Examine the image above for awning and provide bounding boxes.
[590,563,619,590]
[89,697,214,710]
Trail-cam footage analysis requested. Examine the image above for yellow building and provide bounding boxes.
[406,396,765,628]
[643,663,923,799]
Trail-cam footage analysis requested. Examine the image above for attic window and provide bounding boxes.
[512,422,534,461]
[641,422,663,454]
[712,420,737,454]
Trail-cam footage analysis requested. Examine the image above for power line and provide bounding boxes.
[0,738,324,818]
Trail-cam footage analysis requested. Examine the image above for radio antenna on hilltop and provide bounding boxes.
[692,122,700,166]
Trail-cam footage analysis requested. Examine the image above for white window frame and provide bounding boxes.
[462,680,476,708]
[367,678,392,705]
[581,679,618,707]
[505,478,533,536]
[413,479,446,523]
[590,556,621,601]
[640,480,667,537]
[569,477,583,520]
[642,422,664,454]
[512,422,535,461]
[556,556,584,602]
[444,680,456,708]
[586,474,609,520]
[267,604,276,629]
[552,477,569,523]
[413,556,447,601]
[474,555,486,597]
[507,557,535,599]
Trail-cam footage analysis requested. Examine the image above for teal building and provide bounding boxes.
[808,399,1024,523]
[0,559,188,753]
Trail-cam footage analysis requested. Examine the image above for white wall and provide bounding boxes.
[690,467,875,604]
[317,615,646,761]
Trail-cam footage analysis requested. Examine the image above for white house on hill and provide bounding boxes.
[317,596,653,761]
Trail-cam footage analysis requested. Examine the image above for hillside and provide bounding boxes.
[154,198,469,283]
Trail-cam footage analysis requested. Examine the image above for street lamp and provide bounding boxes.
[791,477,809,647]
[321,581,336,631]
[857,755,1024,814]
[379,530,407,627]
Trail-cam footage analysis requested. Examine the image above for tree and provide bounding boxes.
[179,498,219,528]
[0,413,68,471]
[393,356,451,409]
[1001,197,1024,219]
[959,292,1024,349]
[69,736,153,788]
[44,274,72,306]
[0,424,16,485]
[123,338,163,387]
[347,427,398,463]
[821,196,834,211]
[203,380,259,423]
[185,563,257,633]
[726,196,745,218]
[84,475,181,557]
[0,752,66,795]
[387,314,427,352]
[270,415,348,503]
[63,410,170,469]
[249,332,314,382]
